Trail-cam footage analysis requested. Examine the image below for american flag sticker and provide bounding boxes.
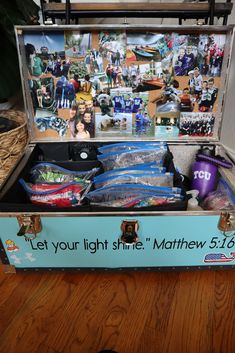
[204,252,235,263]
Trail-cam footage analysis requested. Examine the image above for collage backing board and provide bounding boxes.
[15,25,232,142]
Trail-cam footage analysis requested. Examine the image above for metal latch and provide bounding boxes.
[17,215,42,241]
[218,212,235,237]
[120,220,139,245]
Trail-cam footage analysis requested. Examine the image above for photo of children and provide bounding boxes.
[173,34,198,76]
[74,118,90,139]
[174,45,197,76]
[105,63,123,89]
[179,112,215,136]
[134,109,154,137]
[111,90,125,113]
[172,33,225,78]
[55,75,76,109]
[65,31,91,59]
[68,101,95,138]
[110,88,140,113]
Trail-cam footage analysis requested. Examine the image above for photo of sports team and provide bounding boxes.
[22,29,226,140]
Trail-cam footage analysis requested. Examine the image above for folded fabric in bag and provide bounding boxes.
[90,142,187,210]
[98,141,167,154]
[98,146,167,171]
[19,179,91,207]
[93,172,174,189]
[30,162,99,184]
[85,184,183,208]
[93,164,166,182]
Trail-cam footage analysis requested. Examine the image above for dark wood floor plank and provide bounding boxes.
[161,271,214,353]
[47,272,140,353]
[0,272,72,353]
[0,269,235,353]
[139,272,181,353]
[116,272,168,353]
[0,272,48,336]
[213,271,235,353]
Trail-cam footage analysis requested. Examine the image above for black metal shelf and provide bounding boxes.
[40,1,233,26]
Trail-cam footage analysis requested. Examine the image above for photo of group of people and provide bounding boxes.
[21,29,226,140]
[179,113,215,136]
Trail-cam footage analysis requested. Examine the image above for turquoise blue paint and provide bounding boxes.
[1,215,235,269]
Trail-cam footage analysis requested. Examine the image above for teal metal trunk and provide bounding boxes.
[1,213,235,271]
[1,24,235,272]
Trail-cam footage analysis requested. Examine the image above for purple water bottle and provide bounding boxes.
[191,148,218,199]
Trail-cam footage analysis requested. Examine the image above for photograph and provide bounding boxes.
[34,109,68,137]
[64,31,91,59]
[23,32,66,78]
[172,33,226,77]
[134,109,155,137]
[95,112,132,138]
[126,32,170,62]
[109,89,149,115]
[179,112,215,136]
[197,34,226,77]
[129,62,165,92]
[172,34,199,76]
[68,101,95,138]
[151,73,220,114]
[155,112,180,138]
[99,31,126,65]
[29,77,54,112]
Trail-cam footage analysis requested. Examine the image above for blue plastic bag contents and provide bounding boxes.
[19,179,92,207]
[98,141,167,154]
[94,163,166,182]
[93,172,174,189]
[85,184,184,208]
[19,162,99,207]
[98,145,167,171]
[30,163,99,184]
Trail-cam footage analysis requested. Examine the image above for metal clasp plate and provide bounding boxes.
[218,212,235,237]
[120,220,139,245]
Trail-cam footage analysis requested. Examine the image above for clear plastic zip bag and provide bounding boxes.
[85,184,183,206]
[98,141,167,154]
[93,172,174,189]
[94,165,166,183]
[98,146,167,171]
[30,162,99,184]
[19,179,91,207]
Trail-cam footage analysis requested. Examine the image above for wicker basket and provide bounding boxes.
[0,110,28,185]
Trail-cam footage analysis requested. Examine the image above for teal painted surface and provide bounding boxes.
[1,215,235,269]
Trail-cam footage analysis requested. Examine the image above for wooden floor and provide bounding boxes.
[0,268,235,353]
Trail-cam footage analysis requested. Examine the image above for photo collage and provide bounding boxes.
[22,29,226,140]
